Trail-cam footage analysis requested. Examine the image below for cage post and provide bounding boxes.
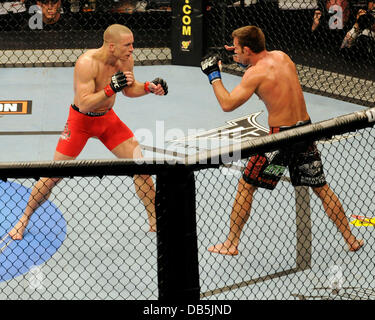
[295,186,312,271]
[171,0,204,66]
[156,166,200,301]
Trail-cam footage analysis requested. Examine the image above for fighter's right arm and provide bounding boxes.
[201,54,260,112]
[211,69,260,112]
[73,56,109,113]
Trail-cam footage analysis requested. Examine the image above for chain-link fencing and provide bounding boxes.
[1,1,374,103]
[1,0,374,302]
[205,0,375,106]
[0,108,374,300]
[0,0,172,66]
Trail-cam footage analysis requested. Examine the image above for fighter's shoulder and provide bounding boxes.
[270,50,293,63]
[270,49,288,57]
[244,60,267,76]
[75,50,99,73]
[74,50,100,82]
[242,64,266,87]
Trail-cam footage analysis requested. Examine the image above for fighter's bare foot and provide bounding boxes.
[8,222,26,240]
[8,216,30,240]
[208,241,239,256]
[347,238,364,252]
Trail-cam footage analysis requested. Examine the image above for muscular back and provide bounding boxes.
[253,51,309,127]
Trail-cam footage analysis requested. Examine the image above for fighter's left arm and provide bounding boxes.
[121,58,168,97]
[123,78,168,97]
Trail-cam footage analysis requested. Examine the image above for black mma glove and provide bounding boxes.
[104,71,128,97]
[144,77,168,95]
[200,54,222,84]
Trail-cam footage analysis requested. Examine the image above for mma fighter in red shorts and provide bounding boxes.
[9,24,168,239]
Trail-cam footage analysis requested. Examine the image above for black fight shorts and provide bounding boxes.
[242,120,327,190]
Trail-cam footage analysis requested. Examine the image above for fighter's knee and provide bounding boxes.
[312,183,328,196]
[239,177,257,192]
[133,174,152,186]
[41,177,62,188]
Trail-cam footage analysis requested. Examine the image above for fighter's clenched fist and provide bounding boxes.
[200,54,222,84]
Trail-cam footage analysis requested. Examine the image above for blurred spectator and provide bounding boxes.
[230,0,257,7]
[111,0,137,13]
[147,0,170,11]
[111,0,149,13]
[82,0,96,12]
[69,0,79,12]
[341,1,374,48]
[36,0,62,24]
[311,8,322,31]
[0,0,26,14]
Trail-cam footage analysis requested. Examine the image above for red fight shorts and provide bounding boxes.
[56,105,134,157]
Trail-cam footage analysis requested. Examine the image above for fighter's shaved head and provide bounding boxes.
[103,24,132,43]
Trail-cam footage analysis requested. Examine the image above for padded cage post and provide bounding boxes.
[171,0,204,66]
[156,166,200,300]
[295,186,312,271]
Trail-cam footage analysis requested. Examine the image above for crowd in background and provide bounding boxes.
[0,1,171,17]
[0,1,373,52]
[309,1,374,50]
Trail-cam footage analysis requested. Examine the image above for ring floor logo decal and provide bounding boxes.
[0,180,66,283]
